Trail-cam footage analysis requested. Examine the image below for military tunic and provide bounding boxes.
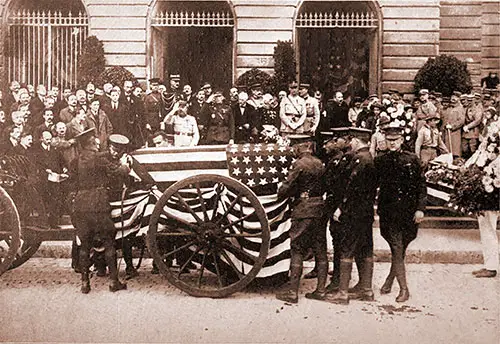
[205,103,235,144]
[71,149,130,272]
[279,95,307,135]
[336,147,377,259]
[278,151,326,255]
[143,92,163,132]
[375,150,427,248]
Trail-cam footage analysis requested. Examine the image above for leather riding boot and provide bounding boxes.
[381,266,396,294]
[350,257,375,301]
[348,256,364,293]
[81,272,91,294]
[305,261,328,300]
[394,260,410,303]
[276,253,303,304]
[106,248,127,292]
[326,259,352,305]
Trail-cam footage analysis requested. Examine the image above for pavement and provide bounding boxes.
[34,225,500,265]
[0,259,498,344]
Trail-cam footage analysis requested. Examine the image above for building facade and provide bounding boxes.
[0,0,498,95]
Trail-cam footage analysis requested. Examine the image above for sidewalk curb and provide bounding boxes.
[33,242,485,265]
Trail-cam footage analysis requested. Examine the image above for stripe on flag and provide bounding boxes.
[109,144,294,278]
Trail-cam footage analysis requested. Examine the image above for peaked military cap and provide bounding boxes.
[419,89,429,95]
[169,74,181,81]
[349,127,372,142]
[452,91,462,97]
[299,83,310,89]
[383,126,404,140]
[109,134,130,147]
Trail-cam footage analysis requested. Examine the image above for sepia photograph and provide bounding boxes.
[0,0,499,343]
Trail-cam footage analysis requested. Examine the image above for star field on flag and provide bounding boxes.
[226,143,294,188]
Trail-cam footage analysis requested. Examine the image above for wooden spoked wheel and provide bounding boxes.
[0,186,21,276]
[148,174,270,298]
[8,184,46,270]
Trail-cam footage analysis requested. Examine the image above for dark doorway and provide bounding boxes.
[156,26,233,91]
[298,28,371,101]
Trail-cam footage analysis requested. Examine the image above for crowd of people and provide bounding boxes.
[1,71,499,296]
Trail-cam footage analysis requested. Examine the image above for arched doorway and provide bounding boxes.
[4,0,89,89]
[149,0,234,91]
[295,1,381,101]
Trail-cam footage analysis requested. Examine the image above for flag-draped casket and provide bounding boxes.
[112,144,295,278]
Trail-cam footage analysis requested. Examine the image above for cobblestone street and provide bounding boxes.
[1,259,498,344]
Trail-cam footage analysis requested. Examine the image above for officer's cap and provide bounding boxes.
[73,128,96,143]
[109,134,130,148]
[288,134,313,145]
[419,89,429,95]
[169,74,181,81]
[368,94,378,100]
[149,78,160,84]
[323,127,351,138]
[460,94,467,100]
[474,92,481,98]
[453,91,462,97]
[483,94,492,100]
[201,83,212,90]
[467,94,475,99]
[349,127,372,142]
[299,83,310,89]
[383,126,404,140]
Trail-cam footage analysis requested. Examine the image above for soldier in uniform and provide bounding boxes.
[143,78,164,139]
[462,94,482,158]
[316,129,353,292]
[162,74,181,119]
[326,128,377,305]
[162,100,200,147]
[415,89,438,131]
[275,136,327,303]
[279,81,307,136]
[204,91,235,145]
[375,126,426,302]
[298,83,321,136]
[70,129,131,294]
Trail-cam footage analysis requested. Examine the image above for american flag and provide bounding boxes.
[226,143,295,188]
[109,144,294,278]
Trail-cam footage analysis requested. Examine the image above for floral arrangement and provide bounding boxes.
[385,103,416,143]
[425,163,459,186]
[447,120,500,213]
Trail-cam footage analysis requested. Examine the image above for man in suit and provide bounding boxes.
[121,80,145,148]
[29,85,46,118]
[231,92,251,143]
[59,94,78,124]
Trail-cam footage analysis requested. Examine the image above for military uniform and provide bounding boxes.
[144,91,163,132]
[276,142,327,303]
[204,103,235,144]
[375,139,427,302]
[279,95,307,135]
[70,130,130,293]
[462,97,483,158]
